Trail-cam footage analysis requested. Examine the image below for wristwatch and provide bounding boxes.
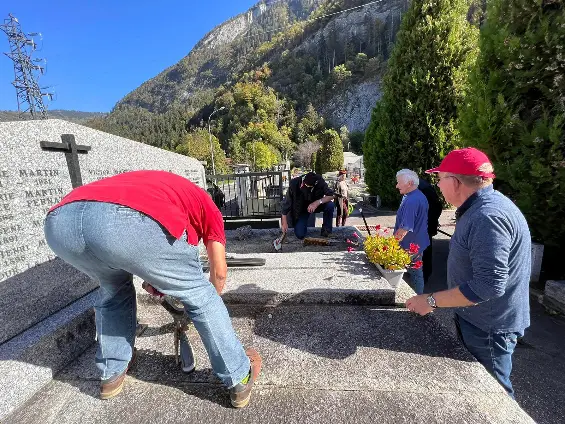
[427,293,437,309]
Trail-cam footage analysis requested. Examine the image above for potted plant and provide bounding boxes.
[363,226,423,288]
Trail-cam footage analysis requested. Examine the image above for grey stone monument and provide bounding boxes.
[0,119,206,418]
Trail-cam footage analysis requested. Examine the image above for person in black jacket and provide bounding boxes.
[281,172,335,239]
[418,178,443,283]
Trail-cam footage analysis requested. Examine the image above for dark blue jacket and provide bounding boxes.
[448,185,531,333]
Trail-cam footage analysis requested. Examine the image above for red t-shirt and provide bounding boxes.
[50,170,225,246]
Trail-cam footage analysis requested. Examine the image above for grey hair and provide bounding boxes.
[452,174,493,188]
[396,169,419,186]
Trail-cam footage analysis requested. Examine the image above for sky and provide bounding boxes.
[0,0,258,112]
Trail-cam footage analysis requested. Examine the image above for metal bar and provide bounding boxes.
[437,228,453,238]
[359,208,371,236]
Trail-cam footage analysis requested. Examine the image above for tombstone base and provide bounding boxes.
[544,280,565,315]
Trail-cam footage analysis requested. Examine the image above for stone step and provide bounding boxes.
[0,290,96,420]
[6,302,533,423]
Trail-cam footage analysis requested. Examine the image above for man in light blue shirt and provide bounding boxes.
[394,169,429,294]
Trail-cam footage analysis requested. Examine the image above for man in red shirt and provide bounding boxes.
[44,170,261,408]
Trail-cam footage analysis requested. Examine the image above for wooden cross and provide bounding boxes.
[40,134,91,188]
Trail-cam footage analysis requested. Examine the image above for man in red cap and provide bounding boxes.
[405,147,531,399]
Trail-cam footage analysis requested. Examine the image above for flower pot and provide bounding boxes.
[375,263,405,288]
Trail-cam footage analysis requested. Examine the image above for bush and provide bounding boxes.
[458,0,565,249]
[316,129,344,173]
[175,128,228,174]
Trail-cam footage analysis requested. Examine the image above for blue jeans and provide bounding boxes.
[44,201,250,388]
[294,202,334,240]
[407,264,425,295]
[456,315,521,399]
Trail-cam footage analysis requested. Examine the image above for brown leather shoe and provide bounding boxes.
[100,348,137,400]
[229,348,262,408]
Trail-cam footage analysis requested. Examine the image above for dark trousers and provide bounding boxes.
[336,198,348,227]
[456,315,521,399]
[294,202,334,240]
[423,239,433,283]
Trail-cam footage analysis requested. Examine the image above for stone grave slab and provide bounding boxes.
[208,251,394,305]
[0,119,206,343]
[10,302,533,423]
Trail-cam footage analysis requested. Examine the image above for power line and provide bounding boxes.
[1,13,53,119]
[239,0,385,41]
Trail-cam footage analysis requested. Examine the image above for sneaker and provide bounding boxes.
[229,348,262,408]
[100,348,137,400]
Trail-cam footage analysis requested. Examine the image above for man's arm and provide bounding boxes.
[281,185,293,233]
[307,195,334,213]
[394,228,409,241]
[406,286,476,315]
[206,240,227,295]
[406,213,511,315]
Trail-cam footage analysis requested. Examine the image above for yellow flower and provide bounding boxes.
[363,232,412,271]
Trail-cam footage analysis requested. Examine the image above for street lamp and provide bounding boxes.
[207,106,225,175]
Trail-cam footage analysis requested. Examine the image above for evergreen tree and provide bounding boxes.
[459,0,565,250]
[363,0,479,205]
[316,128,344,173]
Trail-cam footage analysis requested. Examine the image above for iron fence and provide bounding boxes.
[206,170,291,220]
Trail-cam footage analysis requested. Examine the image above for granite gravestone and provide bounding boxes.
[0,119,206,344]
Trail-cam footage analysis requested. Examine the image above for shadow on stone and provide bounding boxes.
[0,258,97,344]
[232,294,473,362]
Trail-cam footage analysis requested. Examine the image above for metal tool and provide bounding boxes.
[273,231,287,252]
[437,227,453,238]
[141,255,267,372]
[358,208,372,236]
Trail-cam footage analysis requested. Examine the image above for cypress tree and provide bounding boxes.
[364,0,479,205]
[459,0,564,252]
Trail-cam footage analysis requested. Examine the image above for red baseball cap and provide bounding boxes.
[426,147,496,178]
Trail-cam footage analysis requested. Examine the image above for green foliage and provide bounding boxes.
[311,150,318,171]
[247,141,281,170]
[88,0,402,176]
[175,128,228,174]
[86,106,190,151]
[316,129,344,173]
[349,131,365,155]
[330,64,353,86]
[339,125,350,151]
[231,121,292,164]
[364,0,479,205]
[458,0,565,247]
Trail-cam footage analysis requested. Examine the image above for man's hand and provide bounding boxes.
[307,200,321,213]
[406,294,434,316]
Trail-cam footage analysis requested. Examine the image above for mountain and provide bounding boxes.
[112,0,408,131]
[0,110,106,124]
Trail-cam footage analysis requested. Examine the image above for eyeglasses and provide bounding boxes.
[436,175,459,186]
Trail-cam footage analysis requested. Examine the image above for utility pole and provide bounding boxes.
[207,106,225,175]
[1,14,53,119]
